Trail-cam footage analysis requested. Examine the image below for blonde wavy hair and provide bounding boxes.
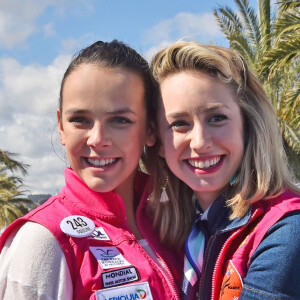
[146,40,300,247]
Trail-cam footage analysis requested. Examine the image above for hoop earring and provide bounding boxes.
[160,176,169,204]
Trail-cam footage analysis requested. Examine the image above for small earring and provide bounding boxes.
[230,173,237,186]
[160,176,169,204]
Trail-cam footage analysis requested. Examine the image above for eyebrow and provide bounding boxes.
[198,103,226,112]
[64,108,136,116]
[166,103,227,119]
[166,112,190,119]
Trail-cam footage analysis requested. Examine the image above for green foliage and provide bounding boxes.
[214,0,300,177]
[0,151,32,228]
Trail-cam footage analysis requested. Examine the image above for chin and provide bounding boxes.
[84,178,111,193]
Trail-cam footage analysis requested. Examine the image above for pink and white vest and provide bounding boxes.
[0,168,183,300]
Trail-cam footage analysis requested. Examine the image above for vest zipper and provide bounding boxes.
[136,199,180,299]
[210,208,263,300]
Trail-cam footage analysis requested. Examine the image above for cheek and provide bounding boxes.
[172,133,187,149]
[162,132,185,158]
[120,127,147,151]
[63,130,86,151]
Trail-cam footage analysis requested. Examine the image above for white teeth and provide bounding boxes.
[198,161,204,168]
[188,156,221,169]
[87,158,116,166]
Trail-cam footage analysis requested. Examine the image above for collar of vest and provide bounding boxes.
[60,167,150,221]
[219,189,300,233]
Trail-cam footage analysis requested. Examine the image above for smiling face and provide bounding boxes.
[158,70,244,210]
[58,64,154,197]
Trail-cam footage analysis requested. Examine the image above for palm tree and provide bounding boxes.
[0,151,32,228]
[260,1,300,77]
[260,0,300,157]
[213,0,300,178]
[0,150,29,175]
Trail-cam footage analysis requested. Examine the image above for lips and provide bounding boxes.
[86,157,118,167]
[187,156,222,169]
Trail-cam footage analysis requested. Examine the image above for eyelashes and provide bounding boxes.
[67,115,134,128]
[168,114,228,130]
[209,114,228,122]
[110,116,133,125]
[169,120,189,129]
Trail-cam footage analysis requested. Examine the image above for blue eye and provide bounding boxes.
[209,114,228,122]
[169,120,189,129]
[70,116,90,124]
[111,117,133,125]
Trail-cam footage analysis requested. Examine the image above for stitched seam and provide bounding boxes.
[243,286,283,300]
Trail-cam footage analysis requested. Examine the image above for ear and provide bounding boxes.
[145,122,156,147]
[146,131,156,147]
[158,143,165,158]
[57,109,66,146]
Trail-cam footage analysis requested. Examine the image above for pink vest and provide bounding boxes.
[0,168,183,300]
[215,190,300,300]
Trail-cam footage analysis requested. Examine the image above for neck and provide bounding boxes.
[114,172,143,240]
[195,191,220,212]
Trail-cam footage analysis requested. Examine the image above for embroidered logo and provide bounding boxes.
[90,246,131,270]
[89,227,110,241]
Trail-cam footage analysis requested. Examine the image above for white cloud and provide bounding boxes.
[0,0,50,48]
[43,22,56,37]
[0,54,71,195]
[0,55,71,119]
[61,33,98,55]
[143,41,171,62]
[0,0,95,49]
[144,12,222,47]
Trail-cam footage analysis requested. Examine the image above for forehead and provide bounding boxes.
[61,65,146,111]
[64,64,143,88]
[159,70,238,111]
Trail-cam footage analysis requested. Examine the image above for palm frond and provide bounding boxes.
[213,6,244,38]
[281,82,300,124]
[273,12,300,40]
[261,36,300,77]
[278,0,300,11]
[280,120,300,153]
[0,150,29,176]
[234,0,261,48]
[213,6,256,64]
[258,0,271,50]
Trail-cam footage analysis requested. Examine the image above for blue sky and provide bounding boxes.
[0,0,256,196]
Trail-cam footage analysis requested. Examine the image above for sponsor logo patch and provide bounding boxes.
[89,227,110,241]
[95,282,153,300]
[90,246,131,270]
[101,266,140,288]
[219,260,243,300]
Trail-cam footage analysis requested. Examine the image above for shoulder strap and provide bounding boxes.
[246,192,300,268]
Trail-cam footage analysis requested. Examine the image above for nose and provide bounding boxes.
[189,122,212,152]
[87,123,112,148]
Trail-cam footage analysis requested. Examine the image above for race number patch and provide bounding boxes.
[95,282,153,300]
[101,266,140,288]
[90,246,131,270]
[60,215,95,238]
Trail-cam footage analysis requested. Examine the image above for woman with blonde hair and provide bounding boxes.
[147,41,300,299]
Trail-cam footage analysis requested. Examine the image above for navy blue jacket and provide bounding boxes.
[193,191,300,300]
